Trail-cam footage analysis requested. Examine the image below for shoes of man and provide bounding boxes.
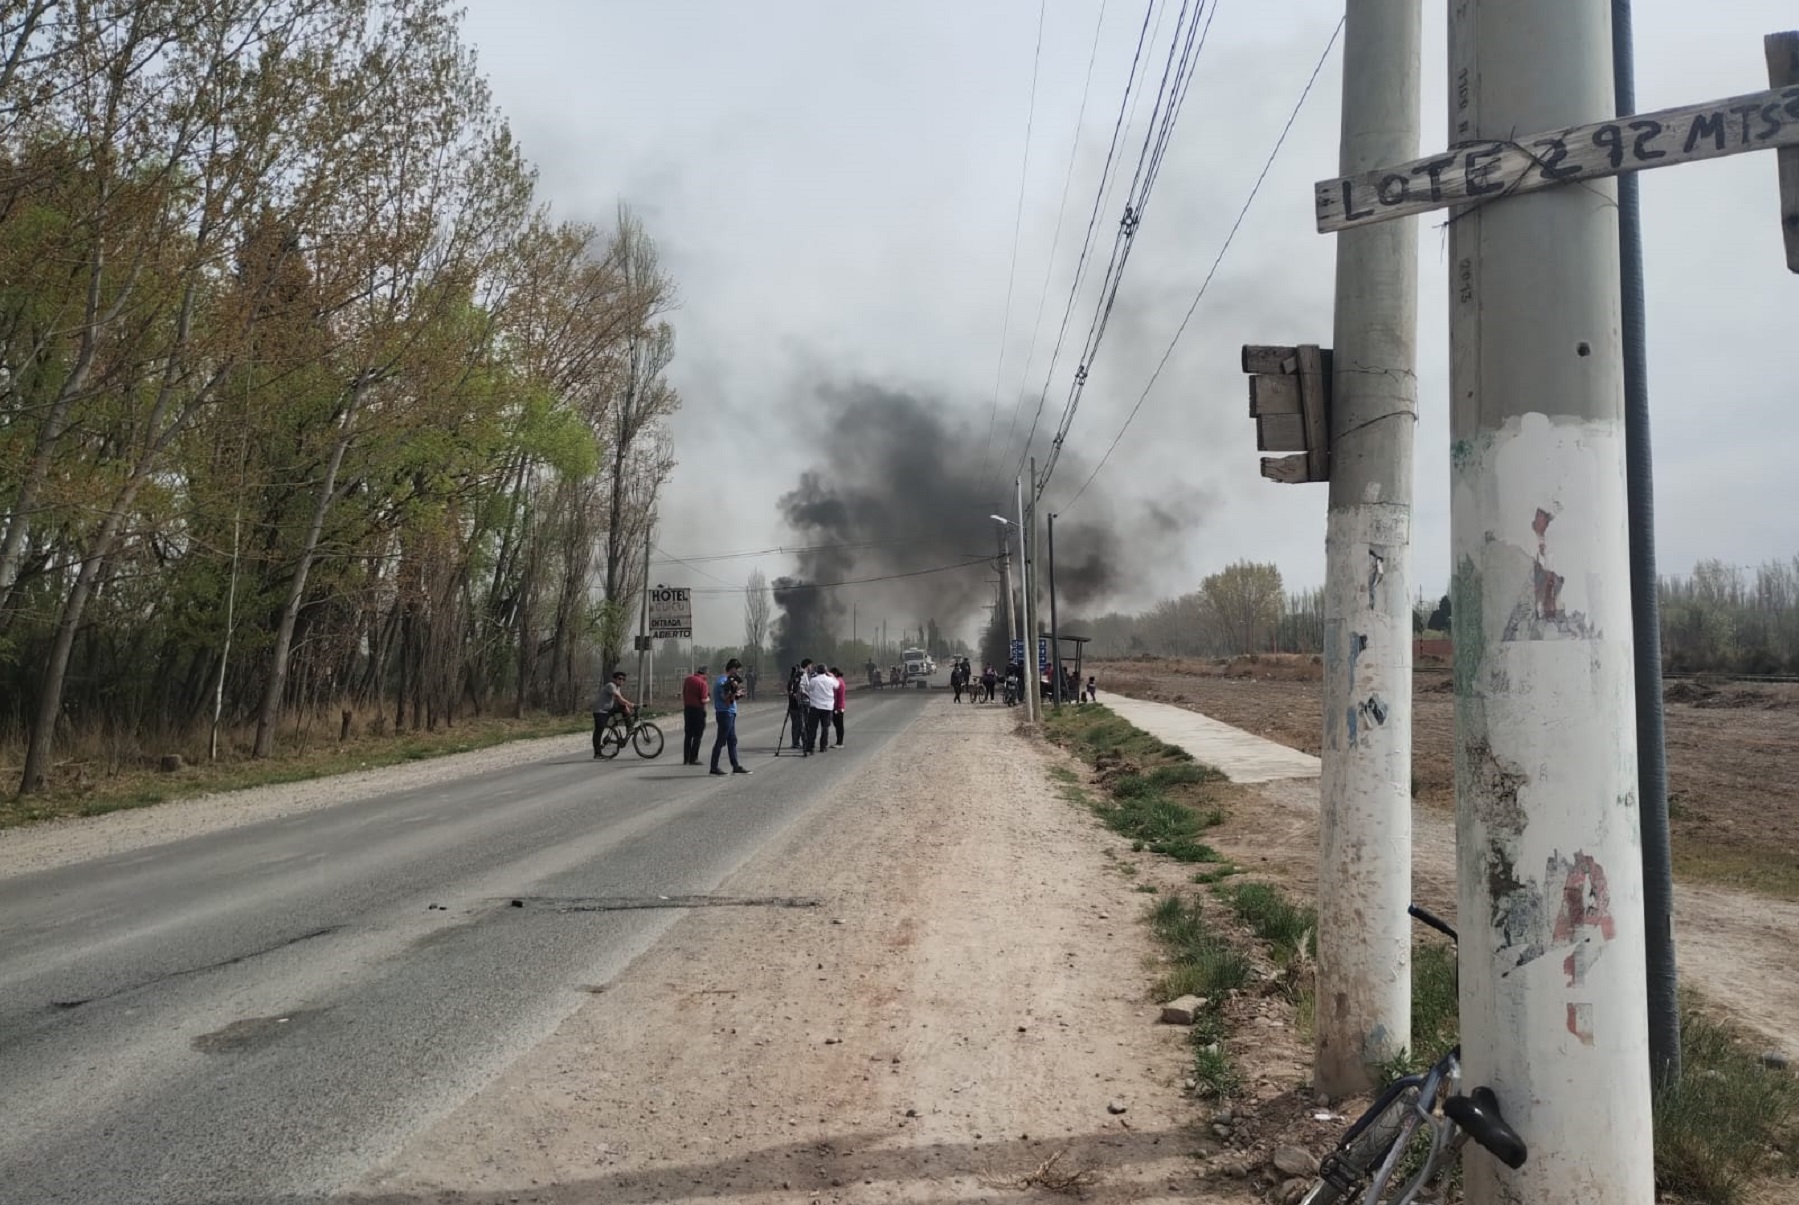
[710,768,727,776]
[733,766,751,775]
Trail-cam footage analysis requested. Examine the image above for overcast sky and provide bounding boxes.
[460,0,1797,643]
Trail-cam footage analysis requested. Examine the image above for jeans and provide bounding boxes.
[683,705,706,764]
[709,711,740,770]
[787,700,806,748]
[833,710,844,744]
[592,711,608,756]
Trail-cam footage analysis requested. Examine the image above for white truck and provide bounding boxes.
[900,647,932,689]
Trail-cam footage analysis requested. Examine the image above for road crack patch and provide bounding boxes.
[501,894,822,913]
[48,925,344,1010]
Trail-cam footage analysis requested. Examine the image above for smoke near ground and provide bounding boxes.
[769,381,1203,665]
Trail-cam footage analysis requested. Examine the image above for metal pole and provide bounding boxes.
[1612,0,1678,1091]
[1315,0,1421,1098]
[635,521,653,703]
[1449,3,1654,1199]
[1048,512,1061,706]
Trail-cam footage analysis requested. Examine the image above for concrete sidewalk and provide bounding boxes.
[1103,694,1321,784]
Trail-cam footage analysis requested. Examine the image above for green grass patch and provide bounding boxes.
[1148,895,1253,1002]
[1147,893,1250,1099]
[1218,881,1317,963]
[1655,995,1799,1204]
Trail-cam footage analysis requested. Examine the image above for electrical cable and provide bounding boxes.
[978,0,1050,482]
[993,0,1112,479]
[1003,0,1160,495]
[684,557,993,596]
[1031,0,1216,492]
[1059,14,1345,515]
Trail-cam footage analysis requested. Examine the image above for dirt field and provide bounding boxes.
[1090,656,1799,899]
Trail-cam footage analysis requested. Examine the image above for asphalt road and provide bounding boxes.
[0,689,931,1205]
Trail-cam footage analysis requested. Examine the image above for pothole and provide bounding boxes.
[192,1007,330,1054]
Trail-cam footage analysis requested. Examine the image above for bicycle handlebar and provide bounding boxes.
[1407,903,1458,943]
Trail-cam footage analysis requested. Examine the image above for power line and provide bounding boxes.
[994,0,1111,478]
[1006,0,1159,490]
[685,557,993,596]
[1060,14,1345,515]
[978,0,1050,483]
[651,543,737,587]
[1032,0,1219,493]
[651,537,944,565]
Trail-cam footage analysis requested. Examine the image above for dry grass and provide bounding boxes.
[1009,1150,1102,1196]
[0,708,588,828]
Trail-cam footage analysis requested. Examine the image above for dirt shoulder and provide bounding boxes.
[347,701,1235,1205]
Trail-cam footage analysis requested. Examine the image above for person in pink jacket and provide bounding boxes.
[831,665,848,748]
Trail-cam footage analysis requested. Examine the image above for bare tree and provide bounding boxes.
[744,569,771,667]
[595,206,679,676]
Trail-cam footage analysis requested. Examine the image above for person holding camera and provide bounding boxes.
[709,658,751,776]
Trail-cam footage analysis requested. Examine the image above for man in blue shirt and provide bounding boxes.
[709,658,752,776]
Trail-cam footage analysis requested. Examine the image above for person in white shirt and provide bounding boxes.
[804,664,839,754]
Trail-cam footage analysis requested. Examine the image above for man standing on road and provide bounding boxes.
[680,664,710,765]
[710,658,751,776]
[592,670,634,758]
[804,663,838,754]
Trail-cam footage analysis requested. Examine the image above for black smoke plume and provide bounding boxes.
[770,382,1169,666]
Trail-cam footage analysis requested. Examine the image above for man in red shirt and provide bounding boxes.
[681,664,710,766]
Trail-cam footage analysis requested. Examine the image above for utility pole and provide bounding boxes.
[1315,0,1421,1097]
[996,524,1018,683]
[1614,0,1678,1091]
[1016,474,1037,721]
[635,520,653,703]
[1048,512,1061,706]
[1450,2,1654,1199]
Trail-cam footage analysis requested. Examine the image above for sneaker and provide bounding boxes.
[732,766,751,775]
[710,768,727,776]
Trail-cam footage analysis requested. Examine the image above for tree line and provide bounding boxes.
[0,0,682,793]
[1070,556,1799,676]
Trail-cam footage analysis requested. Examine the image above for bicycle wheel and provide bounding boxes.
[631,721,665,759]
[597,726,626,760]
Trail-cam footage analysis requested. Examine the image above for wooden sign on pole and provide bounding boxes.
[1770,32,1799,273]
[1316,80,1799,233]
[1243,344,1332,484]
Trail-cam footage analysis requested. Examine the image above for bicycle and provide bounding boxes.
[1299,904,1527,1205]
[595,709,665,760]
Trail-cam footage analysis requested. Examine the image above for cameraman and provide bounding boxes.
[709,658,751,775]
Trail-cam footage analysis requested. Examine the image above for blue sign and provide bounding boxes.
[1009,639,1025,664]
[1038,636,1051,671]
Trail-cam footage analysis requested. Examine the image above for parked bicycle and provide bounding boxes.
[596,710,665,760]
[1299,904,1527,1205]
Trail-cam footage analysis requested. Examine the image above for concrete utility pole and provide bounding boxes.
[1048,512,1061,706]
[1315,0,1421,1098]
[994,520,1018,680]
[1016,474,1037,721]
[1449,2,1654,1200]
